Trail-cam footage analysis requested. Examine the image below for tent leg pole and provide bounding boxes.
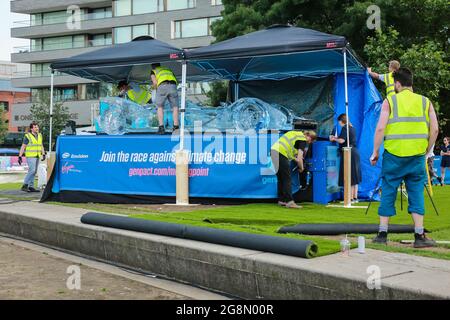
[176,61,189,206]
[235,82,239,102]
[49,71,54,152]
[343,48,352,207]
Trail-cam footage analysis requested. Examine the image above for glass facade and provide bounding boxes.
[113,0,198,16]
[133,0,163,14]
[114,0,132,16]
[173,16,221,38]
[211,0,223,5]
[30,7,111,26]
[114,24,155,43]
[167,0,196,11]
[30,33,111,52]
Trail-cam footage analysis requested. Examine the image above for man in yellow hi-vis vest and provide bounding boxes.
[370,68,439,248]
[368,60,400,98]
[117,80,152,106]
[270,130,317,209]
[151,63,179,134]
[18,122,46,192]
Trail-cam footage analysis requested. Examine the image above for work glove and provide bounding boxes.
[41,153,46,161]
[18,156,22,166]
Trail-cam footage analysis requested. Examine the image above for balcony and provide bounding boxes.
[13,38,111,54]
[11,0,111,14]
[13,10,112,28]
[11,11,115,39]
[12,72,97,89]
[11,38,111,64]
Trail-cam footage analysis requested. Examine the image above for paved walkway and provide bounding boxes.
[1,201,449,299]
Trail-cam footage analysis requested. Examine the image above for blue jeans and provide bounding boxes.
[378,151,426,217]
[24,157,39,188]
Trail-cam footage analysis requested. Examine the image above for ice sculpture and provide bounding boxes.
[96,97,297,135]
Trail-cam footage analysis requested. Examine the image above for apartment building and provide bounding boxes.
[0,61,30,133]
[10,0,224,130]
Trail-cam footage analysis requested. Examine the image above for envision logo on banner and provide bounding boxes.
[62,153,89,160]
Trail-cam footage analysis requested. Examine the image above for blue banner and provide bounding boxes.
[53,134,288,199]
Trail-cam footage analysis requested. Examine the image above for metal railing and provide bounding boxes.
[13,10,113,28]
[13,38,112,54]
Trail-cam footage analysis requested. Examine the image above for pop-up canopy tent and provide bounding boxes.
[49,25,383,202]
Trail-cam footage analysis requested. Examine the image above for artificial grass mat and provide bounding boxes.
[48,187,450,260]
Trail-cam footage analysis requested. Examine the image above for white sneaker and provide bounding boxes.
[285,201,302,209]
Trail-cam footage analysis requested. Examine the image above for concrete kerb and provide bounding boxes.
[0,202,449,299]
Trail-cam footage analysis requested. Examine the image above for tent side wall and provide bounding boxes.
[334,72,383,199]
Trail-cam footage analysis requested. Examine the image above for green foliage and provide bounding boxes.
[29,90,70,151]
[0,106,8,145]
[205,81,228,107]
[215,0,450,133]
[365,27,450,129]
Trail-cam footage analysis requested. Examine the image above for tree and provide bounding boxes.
[29,90,70,151]
[365,28,450,132]
[0,106,7,145]
[204,81,228,107]
[213,0,450,132]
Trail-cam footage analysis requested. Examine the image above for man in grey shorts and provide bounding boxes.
[151,63,179,134]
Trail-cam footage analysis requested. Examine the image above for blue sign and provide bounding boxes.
[53,134,287,199]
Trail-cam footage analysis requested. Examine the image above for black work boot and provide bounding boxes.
[157,125,165,135]
[173,125,180,131]
[372,231,388,244]
[413,233,436,248]
[21,184,30,192]
[28,187,40,193]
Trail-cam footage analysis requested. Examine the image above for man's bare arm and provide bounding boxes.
[427,102,439,154]
[367,67,380,80]
[370,99,390,165]
[19,144,26,157]
[296,150,304,172]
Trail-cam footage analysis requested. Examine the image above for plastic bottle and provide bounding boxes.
[357,236,366,254]
[340,235,351,256]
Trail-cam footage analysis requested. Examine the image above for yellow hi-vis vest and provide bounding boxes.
[271,131,306,160]
[383,72,396,97]
[153,66,177,87]
[384,89,430,157]
[126,87,152,106]
[24,132,43,158]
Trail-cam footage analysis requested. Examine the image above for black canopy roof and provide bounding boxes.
[186,25,348,60]
[51,38,183,71]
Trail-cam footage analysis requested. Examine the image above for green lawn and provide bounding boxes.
[0,183,22,191]
[48,186,450,260]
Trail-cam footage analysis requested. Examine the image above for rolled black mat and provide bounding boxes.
[278,223,428,235]
[81,212,318,258]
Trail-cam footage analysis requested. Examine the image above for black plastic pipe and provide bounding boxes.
[278,223,427,235]
[81,212,318,258]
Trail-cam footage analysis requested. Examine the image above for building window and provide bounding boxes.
[90,7,113,19]
[133,0,163,14]
[173,17,221,39]
[90,33,112,47]
[114,0,132,16]
[31,34,111,52]
[114,24,155,43]
[167,0,196,11]
[0,102,9,112]
[31,87,77,103]
[211,0,223,5]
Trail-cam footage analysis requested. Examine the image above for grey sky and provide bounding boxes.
[0,2,29,62]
